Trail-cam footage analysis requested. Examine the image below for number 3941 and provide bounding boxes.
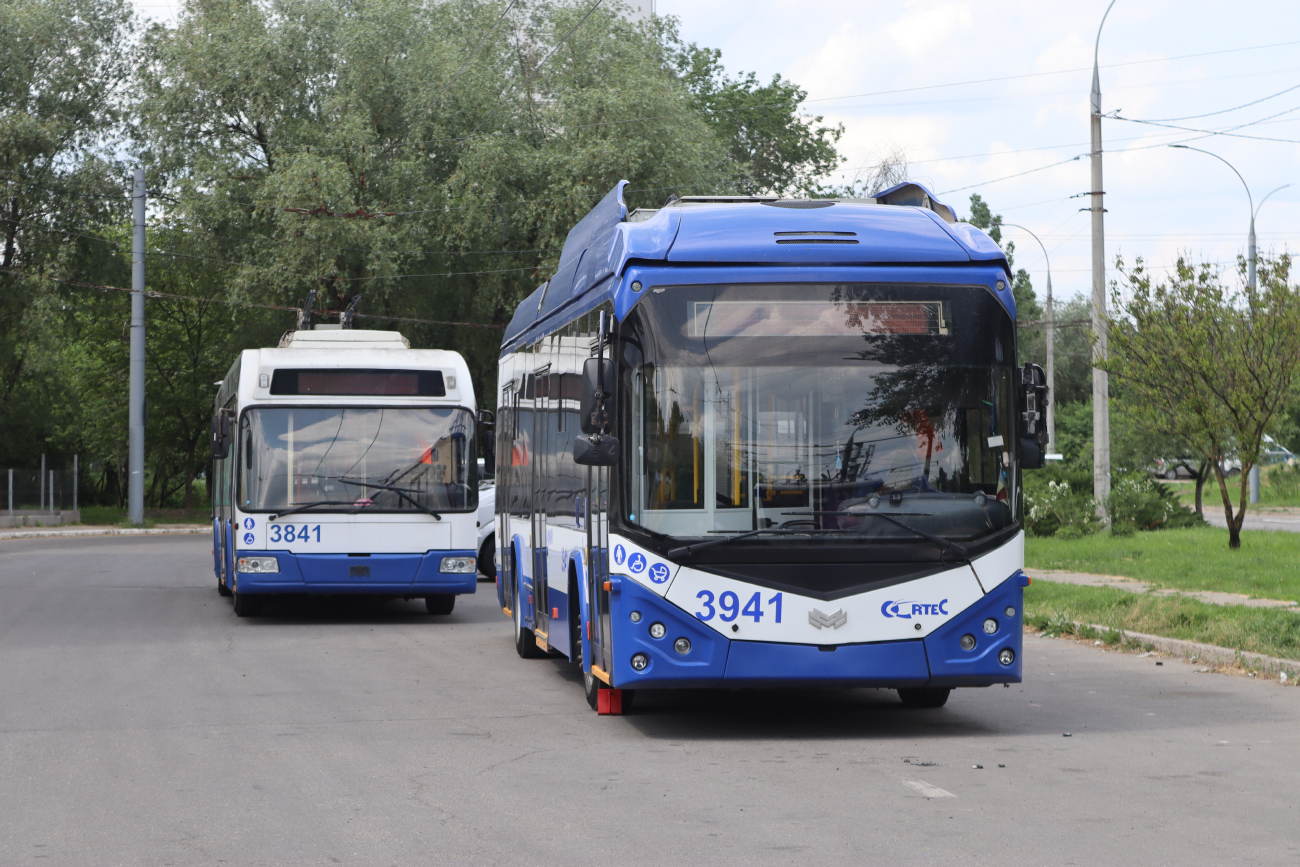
[695,590,782,623]
[269,524,320,543]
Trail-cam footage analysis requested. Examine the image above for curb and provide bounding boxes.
[1075,621,1300,678]
[0,527,208,541]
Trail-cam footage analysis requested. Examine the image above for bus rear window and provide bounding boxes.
[269,369,445,396]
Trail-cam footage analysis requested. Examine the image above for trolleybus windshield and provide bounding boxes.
[238,407,475,513]
[620,282,1018,547]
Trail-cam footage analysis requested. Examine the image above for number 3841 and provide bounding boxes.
[695,590,782,623]
[269,524,320,543]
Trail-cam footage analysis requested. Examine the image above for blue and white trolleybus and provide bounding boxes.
[494,182,1047,712]
[211,327,483,616]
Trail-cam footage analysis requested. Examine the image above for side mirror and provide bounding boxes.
[477,408,495,429]
[579,357,616,435]
[1018,362,1049,470]
[574,434,619,467]
[210,411,231,460]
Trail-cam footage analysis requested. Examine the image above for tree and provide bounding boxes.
[138,0,847,411]
[0,0,136,468]
[1102,254,1300,548]
[667,34,843,196]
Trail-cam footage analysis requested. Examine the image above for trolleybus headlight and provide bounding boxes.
[236,556,279,574]
[998,648,1015,666]
[630,611,642,623]
[983,618,999,634]
[439,556,476,573]
[960,634,977,651]
[631,653,649,671]
[1005,606,1016,618]
[674,637,691,655]
[649,622,666,639]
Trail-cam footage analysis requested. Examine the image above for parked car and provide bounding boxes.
[1152,456,1203,480]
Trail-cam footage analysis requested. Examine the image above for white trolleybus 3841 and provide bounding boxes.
[494,181,1048,713]
[210,328,486,617]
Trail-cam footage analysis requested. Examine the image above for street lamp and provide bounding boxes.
[1167,148,1290,504]
[1168,145,1254,287]
[1003,223,1056,456]
[1090,0,1119,512]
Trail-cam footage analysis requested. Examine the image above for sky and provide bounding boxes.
[654,0,1300,303]
[130,0,1300,304]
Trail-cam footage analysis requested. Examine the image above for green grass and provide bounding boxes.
[1025,580,1300,662]
[1026,525,1300,600]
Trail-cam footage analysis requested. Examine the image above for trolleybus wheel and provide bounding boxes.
[478,533,496,581]
[217,571,232,598]
[514,585,546,659]
[232,590,262,618]
[425,594,455,615]
[896,687,951,708]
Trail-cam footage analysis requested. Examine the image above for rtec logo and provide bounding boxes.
[880,599,949,619]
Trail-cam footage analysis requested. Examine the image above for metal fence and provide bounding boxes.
[2,458,79,514]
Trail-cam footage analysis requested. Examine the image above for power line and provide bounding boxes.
[802,39,1300,105]
[1140,82,1300,123]
[0,268,506,328]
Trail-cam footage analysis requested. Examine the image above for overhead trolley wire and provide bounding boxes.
[0,267,507,329]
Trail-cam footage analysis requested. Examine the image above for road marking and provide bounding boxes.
[901,778,955,798]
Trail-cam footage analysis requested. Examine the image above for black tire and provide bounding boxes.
[425,594,455,615]
[478,533,496,581]
[897,687,951,708]
[232,590,262,618]
[1165,469,1178,481]
[514,583,546,659]
[217,570,232,597]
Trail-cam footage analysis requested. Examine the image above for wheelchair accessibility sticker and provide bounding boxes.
[243,533,255,545]
[627,552,647,574]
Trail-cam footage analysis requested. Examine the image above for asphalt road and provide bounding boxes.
[1203,510,1300,533]
[2,536,1297,866]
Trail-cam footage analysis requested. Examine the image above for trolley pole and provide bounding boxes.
[1090,0,1117,516]
[128,168,146,526]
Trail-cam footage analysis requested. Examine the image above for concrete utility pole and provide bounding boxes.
[1003,223,1056,455]
[1090,0,1117,514]
[129,168,146,526]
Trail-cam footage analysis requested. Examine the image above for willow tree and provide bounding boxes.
[138,0,841,401]
[1102,255,1300,548]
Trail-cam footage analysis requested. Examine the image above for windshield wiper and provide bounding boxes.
[667,528,841,559]
[803,509,969,562]
[337,478,441,519]
[269,500,367,521]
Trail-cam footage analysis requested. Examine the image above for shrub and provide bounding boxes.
[1105,473,1202,533]
[1025,478,1103,537]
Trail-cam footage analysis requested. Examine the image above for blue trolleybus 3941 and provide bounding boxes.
[210,327,485,617]
[494,182,1048,713]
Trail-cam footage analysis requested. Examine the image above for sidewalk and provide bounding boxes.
[0,524,208,540]
[1026,568,1300,609]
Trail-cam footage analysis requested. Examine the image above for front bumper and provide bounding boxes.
[232,549,478,595]
[604,574,1025,689]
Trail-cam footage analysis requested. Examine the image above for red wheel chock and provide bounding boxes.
[597,688,624,715]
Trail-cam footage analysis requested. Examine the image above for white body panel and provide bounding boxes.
[218,330,478,559]
[234,509,457,553]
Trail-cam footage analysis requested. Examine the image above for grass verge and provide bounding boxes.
[1025,580,1300,662]
[1026,525,1300,600]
